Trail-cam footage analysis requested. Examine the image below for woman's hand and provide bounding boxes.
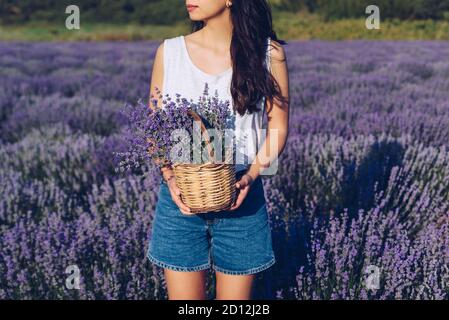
[162,168,192,215]
[230,174,254,210]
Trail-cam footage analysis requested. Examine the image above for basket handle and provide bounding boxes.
[187,109,216,163]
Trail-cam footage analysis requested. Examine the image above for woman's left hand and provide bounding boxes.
[230,174,254,210]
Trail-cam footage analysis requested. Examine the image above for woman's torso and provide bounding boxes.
[162,35,271,173]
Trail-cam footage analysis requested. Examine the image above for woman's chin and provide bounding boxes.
[188,13,205,21]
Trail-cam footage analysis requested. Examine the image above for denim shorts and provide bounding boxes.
[147,170,276,275]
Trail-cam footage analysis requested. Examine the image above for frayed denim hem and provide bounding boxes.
[213,257,276,275]
[147,252,211,272]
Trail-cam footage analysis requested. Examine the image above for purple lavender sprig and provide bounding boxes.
[114,83,234,173]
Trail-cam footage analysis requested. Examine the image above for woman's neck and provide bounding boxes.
[200,11,233,50]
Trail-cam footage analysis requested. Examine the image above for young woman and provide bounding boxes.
[147,0,289,300]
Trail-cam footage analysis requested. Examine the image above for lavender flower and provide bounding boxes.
[1,40,449,299]
[114,83,234,172]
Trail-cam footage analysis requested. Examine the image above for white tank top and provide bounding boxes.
[162,35,272,173]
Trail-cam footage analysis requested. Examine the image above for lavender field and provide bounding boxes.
[0,41,448,300]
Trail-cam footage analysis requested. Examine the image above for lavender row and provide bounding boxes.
[0,41,448,299]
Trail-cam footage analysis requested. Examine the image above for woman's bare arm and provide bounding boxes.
[149,43,164,110]
[230,40,290,210]
[247,40,290,180]
[148,42,191,214]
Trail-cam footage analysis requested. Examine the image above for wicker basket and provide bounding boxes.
[172,110,237,214]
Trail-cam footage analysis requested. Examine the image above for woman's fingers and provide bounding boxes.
[168,180,192,215]
[171,183,181,196]
[166,175,254,214]
[235,174,253,189]
[231,174,254,210]
[235,177,246,189]
[171,192,192,214]
[230,193,243,210]
[230,187,249,210]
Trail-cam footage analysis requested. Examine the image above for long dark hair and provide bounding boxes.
[192,0,287,116]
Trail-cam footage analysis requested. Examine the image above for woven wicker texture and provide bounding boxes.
[173,163,236,213]
[172,110,237,214]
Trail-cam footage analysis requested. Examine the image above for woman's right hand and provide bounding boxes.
[162,168,192,215]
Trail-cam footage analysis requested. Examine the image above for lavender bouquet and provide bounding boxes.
[115,83,235,174]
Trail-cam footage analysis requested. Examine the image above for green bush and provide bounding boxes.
[271,0,317,12]
[136,1,187,25]
[271,0,449,20]
[2,0,449,25]
[0,0,187,25]
[314,0,449,20]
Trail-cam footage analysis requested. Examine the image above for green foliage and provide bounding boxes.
[3,11,449,41]
[271,0,317,12]
[314,0,449,20]
[0,0,187,25]
[272,0,449,20]
[2,0,449,26]
[261,0,449,20]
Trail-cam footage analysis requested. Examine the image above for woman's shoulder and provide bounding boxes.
[162,35,184,46]
[268,38,286,62]
[154,35,184,58]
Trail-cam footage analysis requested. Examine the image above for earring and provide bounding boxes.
[226,1,233,8]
